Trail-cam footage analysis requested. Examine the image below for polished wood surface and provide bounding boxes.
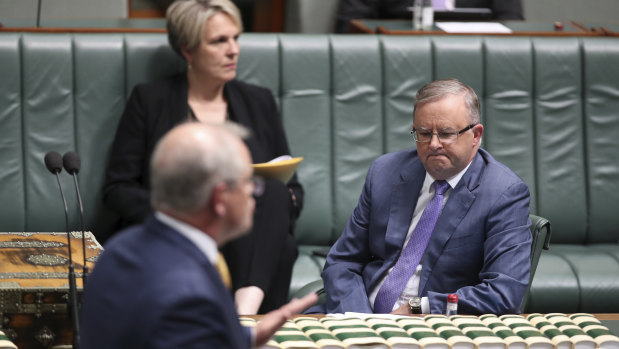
[591,314,619,320]
[245,314,619,320]
[254,0,287,32]
[350,19,614,36]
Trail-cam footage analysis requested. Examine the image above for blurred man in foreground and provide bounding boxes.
[81,122,316,348]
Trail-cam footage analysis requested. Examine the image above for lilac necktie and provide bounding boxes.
[374,180,450,313]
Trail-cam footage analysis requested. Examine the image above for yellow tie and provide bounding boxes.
[215,252,232,289]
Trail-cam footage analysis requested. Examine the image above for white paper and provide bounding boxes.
[436,22,512,33]
[267,155,292,163]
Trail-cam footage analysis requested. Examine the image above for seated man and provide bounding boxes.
[80,122,316,348]
[319,79,531,315]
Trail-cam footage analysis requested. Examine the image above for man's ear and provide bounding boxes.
[473,124,484,146]
[211,182,228,216]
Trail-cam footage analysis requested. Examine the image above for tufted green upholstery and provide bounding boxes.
[1,33,618,313]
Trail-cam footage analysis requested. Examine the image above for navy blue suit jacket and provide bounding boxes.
[81,216,252,349]
[321,148,532,315]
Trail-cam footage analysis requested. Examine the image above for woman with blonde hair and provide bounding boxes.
[103,0,303,315]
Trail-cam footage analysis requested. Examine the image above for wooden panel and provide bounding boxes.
[254,0,286,32]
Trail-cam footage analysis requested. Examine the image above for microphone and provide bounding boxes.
[63,151,89,286]
[44,151,81,349]
[44,151,63,174]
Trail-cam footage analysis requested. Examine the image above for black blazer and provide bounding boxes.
[103,73,303,233]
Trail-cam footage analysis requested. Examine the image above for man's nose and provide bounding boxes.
[429,133,442,148]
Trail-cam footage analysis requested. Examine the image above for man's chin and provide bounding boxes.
[426,165,454,181]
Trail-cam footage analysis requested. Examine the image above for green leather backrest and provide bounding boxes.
[1,33,618,248]
[582,39,619,243]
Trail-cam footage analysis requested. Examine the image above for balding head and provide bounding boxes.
[150,122,249,215]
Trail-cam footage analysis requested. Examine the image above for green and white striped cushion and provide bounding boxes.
[0,331,16,349]
[581,324,619,349]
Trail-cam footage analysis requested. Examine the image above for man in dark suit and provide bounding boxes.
[320,79,531,315]
[80,122,316,348]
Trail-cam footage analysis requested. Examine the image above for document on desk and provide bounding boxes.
[436,22,512,33]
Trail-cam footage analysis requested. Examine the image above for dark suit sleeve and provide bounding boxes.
[321,162,378,313]
[427,180,532,315]
[149,297,253,349]
[102,87,153,225]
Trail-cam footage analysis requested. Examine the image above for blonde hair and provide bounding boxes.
[166,0,243,58]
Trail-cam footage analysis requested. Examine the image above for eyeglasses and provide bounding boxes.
[250,176,265,198]
[411,124,477,143]
[226,175,265,198]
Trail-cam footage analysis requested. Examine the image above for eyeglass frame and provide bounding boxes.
[410,123,478,143]
[250,175,265,198]
[226,175,266,198]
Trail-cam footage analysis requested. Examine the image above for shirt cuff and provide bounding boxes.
[421,296,430,314]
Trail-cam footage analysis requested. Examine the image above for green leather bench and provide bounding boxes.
[1,32,618,313]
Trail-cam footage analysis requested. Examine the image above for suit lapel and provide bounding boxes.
[169,73,190,126]
[224,82,265,164]
[225,81,253,128]
[384,158,426,260]
[145,216,244,342]
[419,152,484,294]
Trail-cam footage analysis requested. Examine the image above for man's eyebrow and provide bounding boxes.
[416,126,456,131]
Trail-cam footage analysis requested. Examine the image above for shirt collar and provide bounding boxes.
[154,211,219,265]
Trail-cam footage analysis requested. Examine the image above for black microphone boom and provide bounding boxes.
[63,151,89,286]
[44,151,81,349]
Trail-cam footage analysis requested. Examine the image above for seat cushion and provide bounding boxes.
[528,245,619,312]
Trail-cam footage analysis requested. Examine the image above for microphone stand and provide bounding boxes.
[54,173,81,349]
[71,173,89,286]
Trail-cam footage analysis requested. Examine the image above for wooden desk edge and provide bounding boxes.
[243,313,619,320]
[349,19,376,34]
[377,25,603,36]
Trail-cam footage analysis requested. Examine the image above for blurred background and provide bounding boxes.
[1,0,619,33]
